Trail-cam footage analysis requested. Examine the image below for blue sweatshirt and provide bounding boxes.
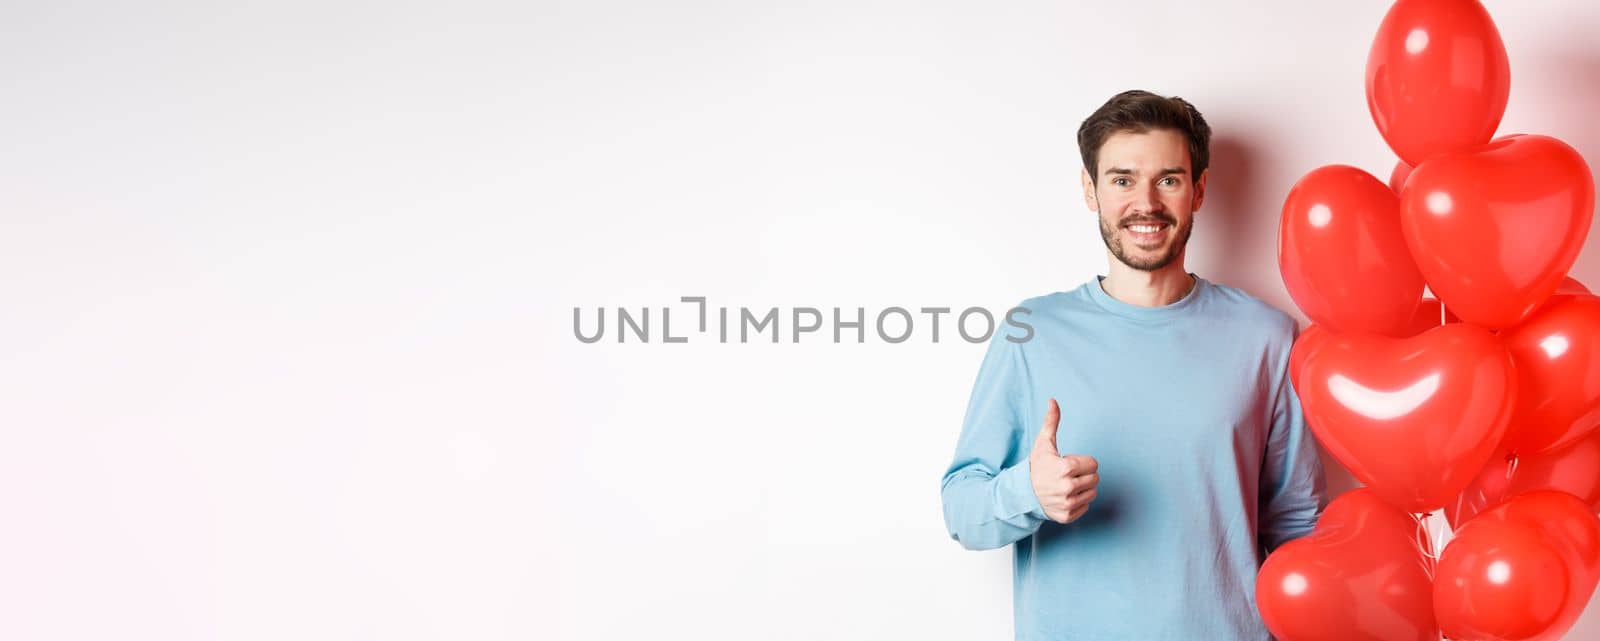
[940,274,1325,640]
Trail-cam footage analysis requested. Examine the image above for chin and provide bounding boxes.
[1121,250,1181,272]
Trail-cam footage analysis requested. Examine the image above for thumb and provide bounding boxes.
[1033,398,1061,453]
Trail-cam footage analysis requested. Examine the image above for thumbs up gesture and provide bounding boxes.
[1029,398,1100,524]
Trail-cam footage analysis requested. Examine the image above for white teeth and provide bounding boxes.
[1129,225,1161,233]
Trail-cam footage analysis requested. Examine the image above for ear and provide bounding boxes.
[1081,167,1098,212]
[1192,169,1208,212]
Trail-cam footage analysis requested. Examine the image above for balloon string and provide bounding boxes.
[1505,452,1519,480]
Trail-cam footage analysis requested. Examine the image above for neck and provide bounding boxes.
[1100,256,1194,308]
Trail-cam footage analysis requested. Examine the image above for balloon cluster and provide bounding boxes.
[1260,2,1600,640]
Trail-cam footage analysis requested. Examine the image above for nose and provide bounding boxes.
[1130,182,1164,214]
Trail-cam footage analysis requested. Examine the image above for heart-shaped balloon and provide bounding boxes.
[1257,489,1437,641]
[1447,430,1600,529]
[1300,324,1516,512]
[1280,165,1425,336]
[1499,294,1600,454]
[1399,134,1595,329]
[1366,0,1509,166]
[1435,491,1600,641]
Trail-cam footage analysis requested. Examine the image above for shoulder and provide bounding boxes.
[992,282,1113,351]
[1013,280,1101,317]
[1201,280,1300,345]
[1013,291,1070,316]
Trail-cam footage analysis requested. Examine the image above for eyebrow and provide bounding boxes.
[1105,166,1188,176]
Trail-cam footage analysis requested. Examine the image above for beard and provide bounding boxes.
[1098,210,1193,272]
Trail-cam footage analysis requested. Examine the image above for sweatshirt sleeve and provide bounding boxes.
[940,330,1046,551]
[1258,324,1327,552]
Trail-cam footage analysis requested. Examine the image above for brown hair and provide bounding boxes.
[1077,90,1211,181]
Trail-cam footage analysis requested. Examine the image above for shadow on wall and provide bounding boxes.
[1187,134,1292,316]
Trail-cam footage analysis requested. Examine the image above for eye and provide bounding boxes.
[1160,176,1181,187]
[1111,177,1131,187]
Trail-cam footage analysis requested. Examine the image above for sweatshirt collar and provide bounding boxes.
[1087,273,1207,321]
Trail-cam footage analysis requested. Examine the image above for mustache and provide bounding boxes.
[1120,214,1177,227]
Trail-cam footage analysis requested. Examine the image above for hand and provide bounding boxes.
[1029,398,1100,524]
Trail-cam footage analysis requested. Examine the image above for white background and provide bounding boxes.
[4,1,1600,639]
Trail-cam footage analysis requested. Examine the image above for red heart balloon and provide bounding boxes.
[1366,0,1509,166]
[1257,489,1437,641]
[1279,165,1425,336]
[1300,324,1516,512]
[1399,134,1595,329]
[1447,430,1600,529]
[1498,294,1600,454]
[1435,491,1600,641]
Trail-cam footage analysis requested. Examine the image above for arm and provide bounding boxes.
[940,333,1046,551]
[1259,327,1327,553]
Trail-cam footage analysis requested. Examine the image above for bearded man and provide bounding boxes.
[939,90,1326,641]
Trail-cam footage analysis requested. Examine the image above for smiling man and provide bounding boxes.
[939,90,1326,640]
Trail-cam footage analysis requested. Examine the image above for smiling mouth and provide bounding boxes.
[1122,221,1171,244]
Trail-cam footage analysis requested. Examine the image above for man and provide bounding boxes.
[939,90,1325,640]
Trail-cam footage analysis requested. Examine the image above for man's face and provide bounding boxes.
[1081,129,1206,272]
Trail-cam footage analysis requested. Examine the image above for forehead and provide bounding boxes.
[1096,129,1191,174]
